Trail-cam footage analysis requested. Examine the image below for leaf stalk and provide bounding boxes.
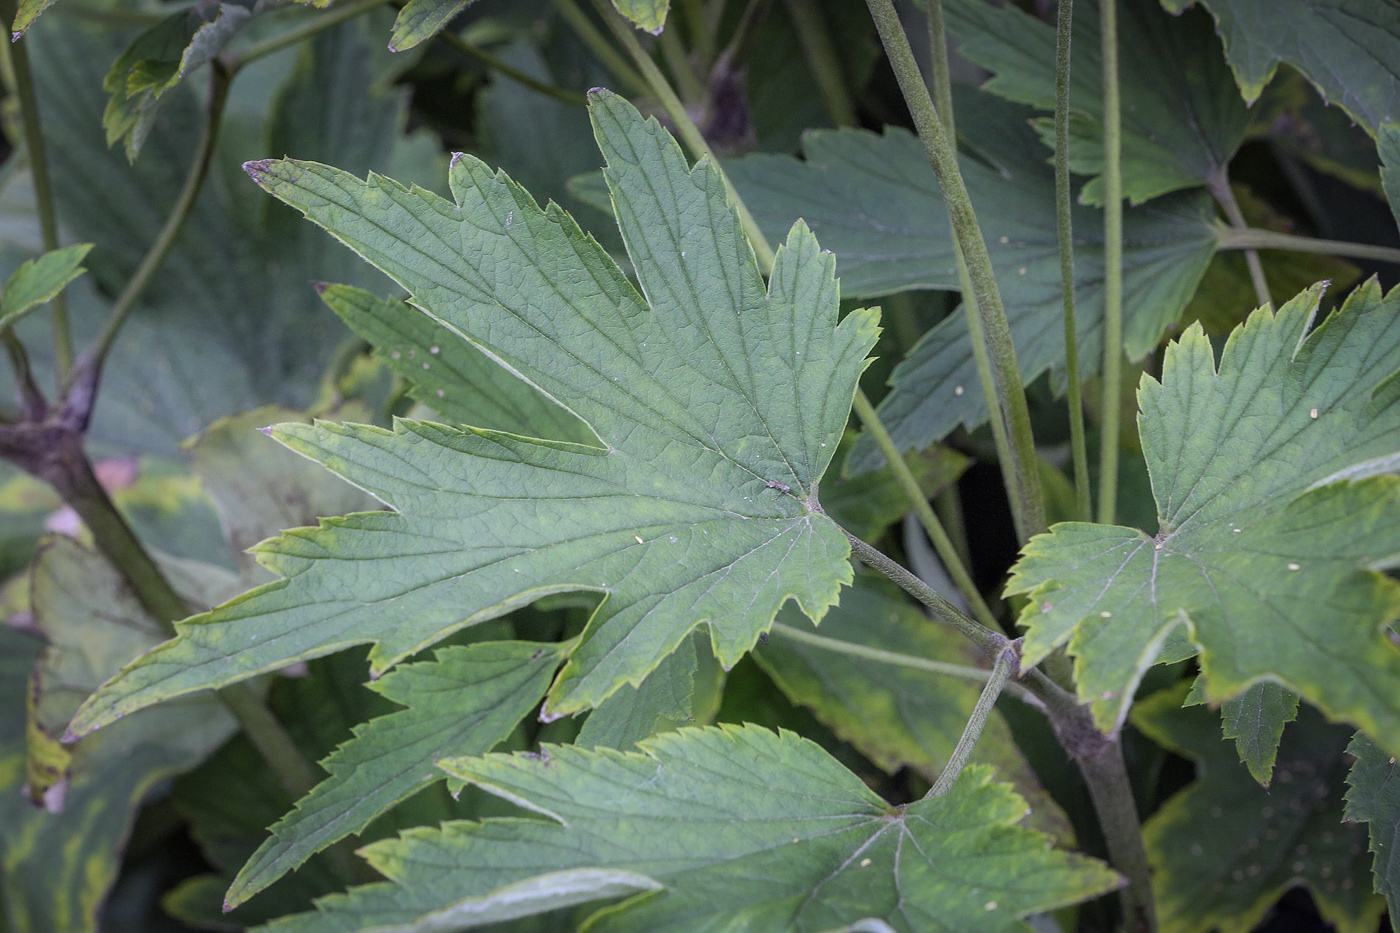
[928,644,1017,796]
[1214,225,1400,266]
[1096,0,1123,525]
[1207,170,1270,309]
[867,0,1045,544]
[783,0,856,128]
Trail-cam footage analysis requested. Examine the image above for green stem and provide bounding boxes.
[1075,730,1158,932]
[783,0,856,127]
[225,0,391,70]
[768,621,1040,707]
[1214,225,1400,266]
[871,0,1045,544]
[1207,171,1270,309]
[852,391,998,629]
[595,0,776,272]
[933,484,971,572]
[79,64,232,386]
[435,30,589,106]
[2,330,44,419]
[679,0,715,68]
[843,530,1007,656]
[1053,0,1090,522]
[2,0,72,380]
[1097,0,1123,525]
[658,20,704,101]
[550,0,651,97]
[928,644,1017,796]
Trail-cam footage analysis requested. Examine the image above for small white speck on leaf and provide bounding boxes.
[954,385,964,396]
[998,236,1009,244]
[984,901,998,912]
[1040,601,1052,612]
[633,535,644,544]
[1288,563,1301,571]
[437,389,445,398]
[859,858,871,867]
[430,345,440,355]
[390,350,401,360]
[1099,610,1112,617]
[1017,267,1027,275]
[1233,528,1242,533]
[422,361,430,370]
[1310,408,1318,418]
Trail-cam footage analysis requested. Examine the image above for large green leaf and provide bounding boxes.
[947,0,1250,204]
[261,725,1118,931]
[226,640,570,908]
[755,574,1073,844]
[68,91,877,737]
[727,91,1217,473]
[1007,281,1400,756]
[1345,734,1400,923]
[0,243,91,330]
[28,20,409,455]
[1162,0,1400,135]
[1137,686,1384,933]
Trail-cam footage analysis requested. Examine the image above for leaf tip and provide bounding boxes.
[243,159,274,185]
[311,280,329,296]
[257,425,274,437]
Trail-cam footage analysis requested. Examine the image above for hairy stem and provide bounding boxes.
[784,0,856,127]
[928,644,1017,795]
[852,391,998,628]
[768,622,1040,707]
[1053,0,1091,522]
[1207,171,1270,309]
[1097,0,1123,525]
[843,530,1007,656]
[79,64,232,388]
[2,0,72,379]
[1214,225,1400,266]
[550,0,651,97]
[435,29,589,106]
[226,0,391,69]
[871,0,1045,544]
[596,0,777,272]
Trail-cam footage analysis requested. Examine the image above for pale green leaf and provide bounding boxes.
[261,726,1119,932]
[0,243,91,330]
[67,90,876,737]
[226,640,569,908]
[1344,734,1400,923]
[726,90,1217,473]
[11,0,56,36]
[1007,281,1400,757]
[1161,0,1400,134]
[755,574,1073,844]
[1137,685,1384,933]
[947,0,1249,205]
[609,0,667,34]
[388,0,478,52]
[316,285,593,443]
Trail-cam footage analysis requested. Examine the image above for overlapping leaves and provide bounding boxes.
[68,91,877,739]
[1008,281,1400,757]
[261,726,1119,932]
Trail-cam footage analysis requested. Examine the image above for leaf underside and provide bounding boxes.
[68,90,876,739]
[261,725,1119,932]
[1008,280,1400,762]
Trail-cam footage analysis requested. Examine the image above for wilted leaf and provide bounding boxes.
[947,0,1250,204]
[0,243,91,330]
[1344,734,1400,922]
[1161,0,1400,135]
[1008,281,1400,756]
[68,91,876,739]
[727,90,1217,472]
[755,574,1073,844]
[1137,685,1384,933]
[260,726,1118,931]
[226,640,569,908]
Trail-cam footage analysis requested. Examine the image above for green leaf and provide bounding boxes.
[0,539,237,933]
[226,639,569,908]
[11,0,57,36]
[389,0,479,52]
[261,726,1119,931]
[67,90,877,736]
[755,574,1073,844]
[1381,123,1400,230]
[1007,281,1400,756]
[609,0,667,34]
[102,0,269,160]
[1218,683,1300,787]
[1161,0,1400,135]
[31,20,408,454]
[0,243,91,330]
[1344,734,1400,923]
[574,633,699,750]
[1137,685,1385,933]
[726,90,1217,473]
[316,285,593,443]
[947,0,1250,205]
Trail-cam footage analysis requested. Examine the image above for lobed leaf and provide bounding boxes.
[1008,281,1400,759]
[261,725,1119,932]
[947,0,1250,204]
[1161,0,1400,135]
[67,90,876,737]
[1137,685,1384,933]
[1344,734,1400,923]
